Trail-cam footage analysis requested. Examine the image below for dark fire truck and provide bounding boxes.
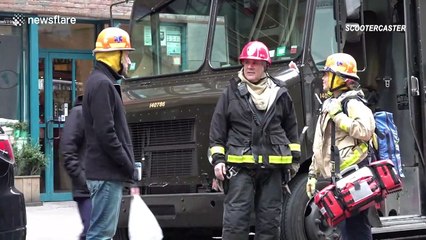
[115,0,426,239]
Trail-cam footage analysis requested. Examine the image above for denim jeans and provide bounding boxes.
[86,180,123,240]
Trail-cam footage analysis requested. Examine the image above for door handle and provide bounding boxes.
[410,76,420,96]
[46,119,61,141]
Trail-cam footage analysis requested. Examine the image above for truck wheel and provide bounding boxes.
[281,174,309,240]
[281,174,341,240]
[305,199,341,240]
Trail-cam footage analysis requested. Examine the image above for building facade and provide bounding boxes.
[0,0,132,201]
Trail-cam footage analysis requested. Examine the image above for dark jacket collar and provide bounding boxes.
[94,61,122,82]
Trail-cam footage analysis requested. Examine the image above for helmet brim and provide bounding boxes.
[93,48,135,54]
[321,68,359,81]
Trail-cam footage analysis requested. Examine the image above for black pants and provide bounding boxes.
[222,168,282,240]
[338,209,372,240]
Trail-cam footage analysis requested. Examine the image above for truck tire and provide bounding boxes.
[281,173,309,240]
[281,173,341,240]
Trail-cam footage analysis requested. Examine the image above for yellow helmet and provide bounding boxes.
[93,27,135,54]
[322,53,359,91]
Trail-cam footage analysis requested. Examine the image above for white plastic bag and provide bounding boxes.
[128,195,163,240]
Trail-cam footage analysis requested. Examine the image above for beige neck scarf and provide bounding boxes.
[238,70,278,111]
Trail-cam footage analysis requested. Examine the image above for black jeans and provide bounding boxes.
[222,168,282,240]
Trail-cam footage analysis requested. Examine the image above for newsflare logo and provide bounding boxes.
[12,14,76,26]
[12,14,25,26]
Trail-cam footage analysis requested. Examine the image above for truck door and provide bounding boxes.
[404,0,426,174]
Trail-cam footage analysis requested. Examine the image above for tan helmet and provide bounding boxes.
[322,53,360,91]
[93,27,135,54]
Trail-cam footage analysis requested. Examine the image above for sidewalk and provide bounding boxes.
[26,201,83,240]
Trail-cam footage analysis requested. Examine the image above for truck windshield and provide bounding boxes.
[311,0,337,70]
[128,0,212,78]
[128,0,307,79]
[211,0,307,68]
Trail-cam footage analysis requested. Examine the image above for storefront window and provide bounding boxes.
[39,23,95,50]
[0,24,24,120]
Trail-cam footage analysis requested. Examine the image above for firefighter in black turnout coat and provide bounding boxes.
[209,41,301,240]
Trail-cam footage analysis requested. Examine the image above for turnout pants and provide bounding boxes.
[337,158,373,240]
[338,209,372,240]
[222,168,282,240]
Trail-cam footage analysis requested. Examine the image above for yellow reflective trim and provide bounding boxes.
[227,155,291,164]
[340,142,369,170]
[269,155,292,164]
[338,118,352,132]
[289,143,301,151]
[227,155,256,164]
[210,146,225,155]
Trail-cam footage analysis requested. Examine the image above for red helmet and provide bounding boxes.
[239,41,271,65]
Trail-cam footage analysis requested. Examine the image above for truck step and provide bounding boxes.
[373,215,426,237]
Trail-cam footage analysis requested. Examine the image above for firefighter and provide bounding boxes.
[209,41,301,240]
[306,53,375,240]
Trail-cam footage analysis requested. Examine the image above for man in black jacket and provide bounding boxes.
[82,27,139,239]
[60,95,91,240]
[209,41,301,240]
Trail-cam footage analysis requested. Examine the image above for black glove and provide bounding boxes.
[291,151,301,163]
[212,153,226,166]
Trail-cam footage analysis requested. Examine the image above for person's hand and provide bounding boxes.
[327,98,342,119]
[306,177,317,198]
[290,163,300,178]
[288,61,299,73]
[130,187,140,196]
[214,162,226,181]
[211,178,224,192]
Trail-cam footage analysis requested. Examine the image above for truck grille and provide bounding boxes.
[129,119,195,178]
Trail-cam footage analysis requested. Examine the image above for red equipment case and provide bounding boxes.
[314,166,383,227]
[369,159,403,195]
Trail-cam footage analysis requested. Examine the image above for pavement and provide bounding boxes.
[26,201,83,240]
[24,202,426,240]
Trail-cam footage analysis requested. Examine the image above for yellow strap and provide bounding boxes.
[227,155,292,164]
[372,133,378,150]
[210,146,225,155]
[288,143,301,152]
